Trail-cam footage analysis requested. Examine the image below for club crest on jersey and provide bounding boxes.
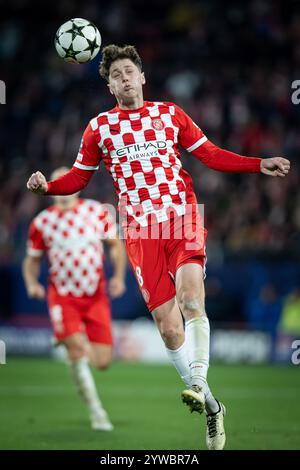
[151,118,164,131]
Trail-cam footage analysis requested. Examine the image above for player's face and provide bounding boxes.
[52,193,79,209]
[108,59,145,104]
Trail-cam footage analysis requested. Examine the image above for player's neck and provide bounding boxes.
[117,96,144,111]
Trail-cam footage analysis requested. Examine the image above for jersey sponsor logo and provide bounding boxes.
[116,141,167,160]
[151,118,165,131]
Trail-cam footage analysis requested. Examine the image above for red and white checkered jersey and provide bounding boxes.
[74,101,207,227]
[27,199,116,297]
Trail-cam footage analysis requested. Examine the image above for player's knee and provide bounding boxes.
[68,350,86,362]
[160,323,183,346]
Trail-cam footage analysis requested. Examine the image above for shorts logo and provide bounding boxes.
[141,288,150,303]
[151,119,164,131]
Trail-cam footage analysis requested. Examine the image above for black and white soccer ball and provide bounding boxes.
[55,18,101,64]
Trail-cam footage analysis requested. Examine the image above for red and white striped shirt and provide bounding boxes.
[74,101,207,226]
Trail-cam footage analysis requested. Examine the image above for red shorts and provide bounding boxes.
[47,281,112,345]
[125,207,207,311]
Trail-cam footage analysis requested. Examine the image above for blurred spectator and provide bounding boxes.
[247,284,283,336]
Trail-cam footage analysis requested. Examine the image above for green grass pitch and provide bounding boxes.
[0,358,299,450]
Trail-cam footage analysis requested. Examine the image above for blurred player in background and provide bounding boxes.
[26,46,290,449]
[23,166,126,431]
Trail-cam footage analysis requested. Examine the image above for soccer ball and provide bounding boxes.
[55,18,101,64]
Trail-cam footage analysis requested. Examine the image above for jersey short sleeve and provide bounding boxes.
[27,221,47,257]
[74,122,103,172]
[174,104,208,153]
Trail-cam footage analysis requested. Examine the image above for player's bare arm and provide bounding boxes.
[27,166,93,196]
[22,255,46,300]
[105,238,127,299]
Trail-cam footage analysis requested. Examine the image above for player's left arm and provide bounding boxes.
[104,237,127,299]
[175,104,290,176]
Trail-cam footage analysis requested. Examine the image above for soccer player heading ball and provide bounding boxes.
[24,167,126,431]
[27,45,291,450]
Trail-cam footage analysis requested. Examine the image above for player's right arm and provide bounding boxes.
[26,122,102,195]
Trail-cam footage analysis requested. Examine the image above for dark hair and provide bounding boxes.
[99,44,142,81]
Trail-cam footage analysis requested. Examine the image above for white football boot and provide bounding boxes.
[90,408,114,431]
[181,385,206,414]
[206,400,226,450]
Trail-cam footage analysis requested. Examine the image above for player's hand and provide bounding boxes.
[27,171,48,194]
[27,283,46,300]
[108,276,126,299]
[260,157,290,177]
